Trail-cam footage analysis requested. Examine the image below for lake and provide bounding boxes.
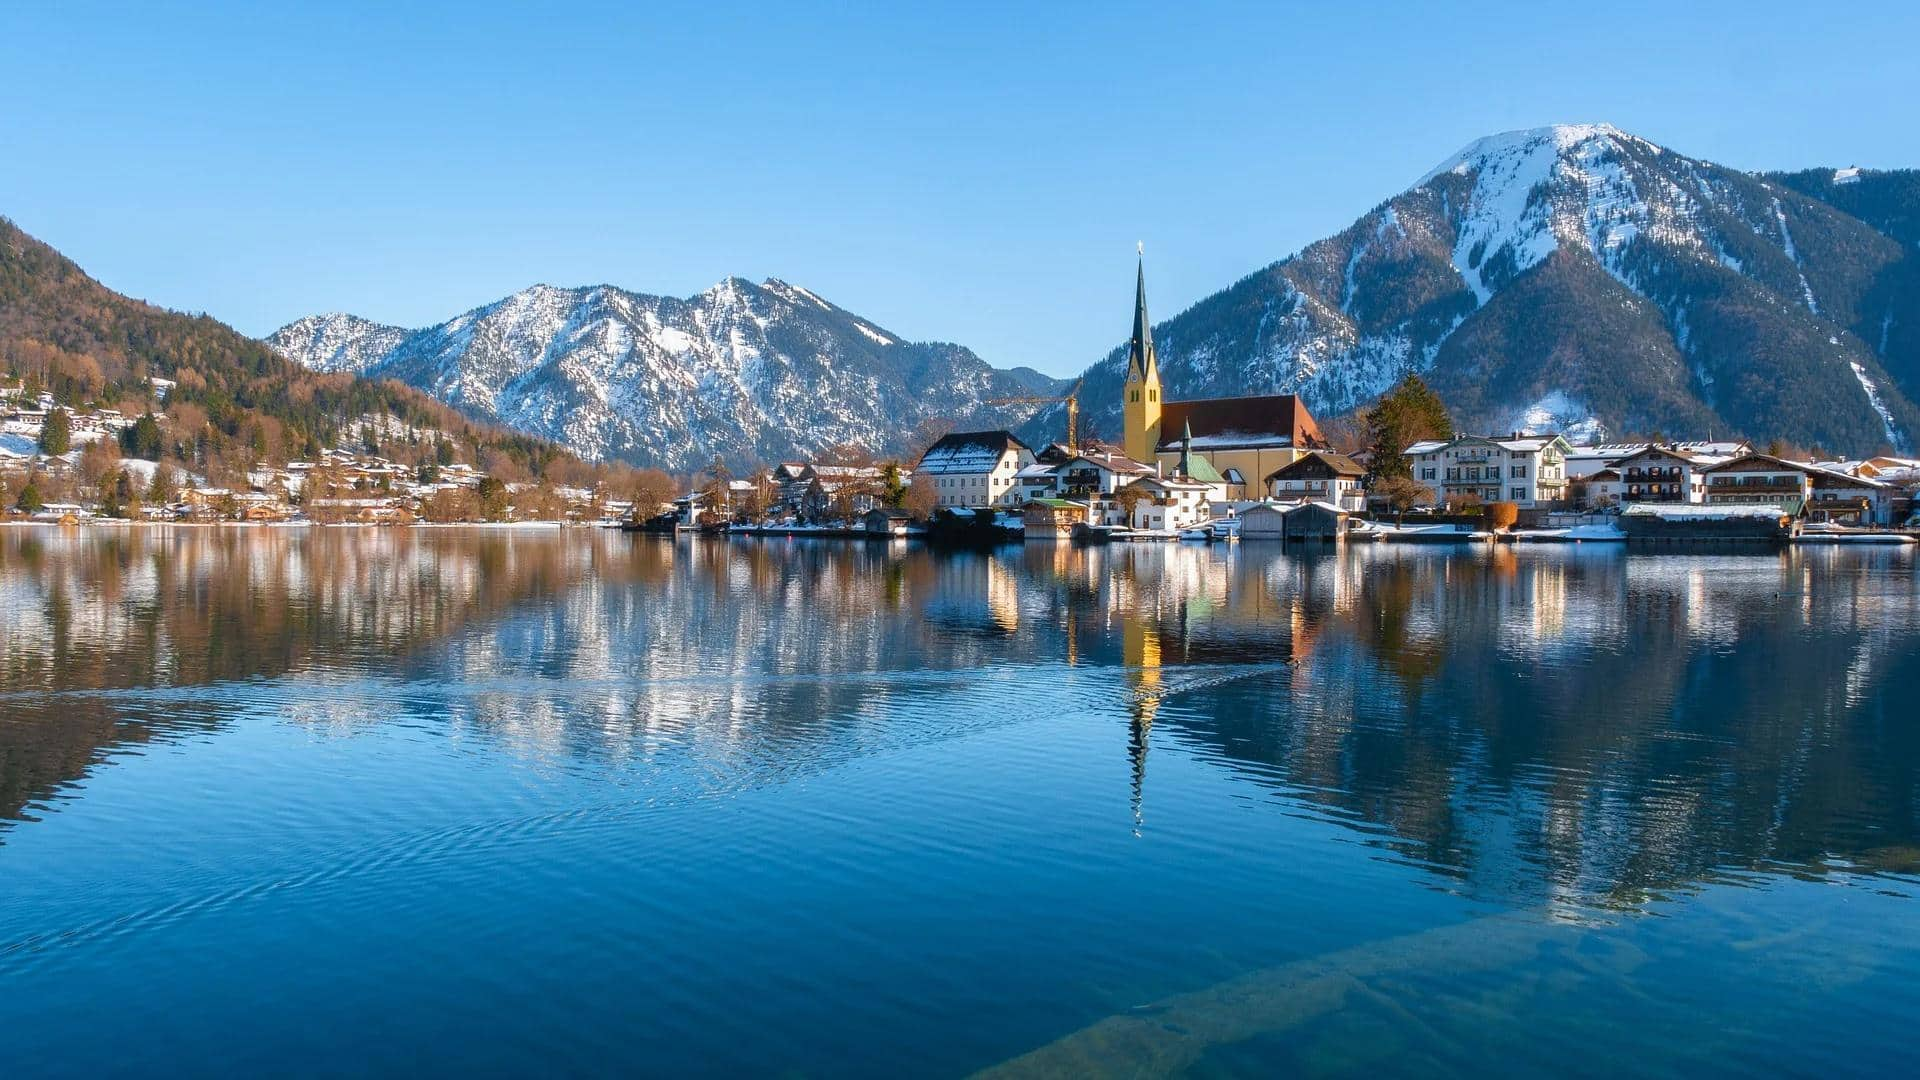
[1,527,1917,1077]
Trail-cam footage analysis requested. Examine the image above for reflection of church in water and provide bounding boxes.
[1123,615,1163,835]
[1055,547,1353,835]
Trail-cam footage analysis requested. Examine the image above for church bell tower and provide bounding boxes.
[1122,251,1162,464]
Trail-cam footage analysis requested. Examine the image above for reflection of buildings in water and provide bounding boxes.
[1530,557,1567,640]
[987,557,1020,633]
[8,530,1920,913]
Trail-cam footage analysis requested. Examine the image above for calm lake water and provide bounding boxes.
[1,527,1917,1077]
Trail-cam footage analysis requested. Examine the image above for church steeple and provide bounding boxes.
[1126,253,1158,384]
[1123,247,1163,464]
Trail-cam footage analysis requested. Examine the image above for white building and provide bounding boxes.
[1700,453,1813,509]
[1403,434,1572,508]
[1264,451,1367,510]
[1124,474,1215,532]
[916,430,1035,509]
[1805,465,1895,525]
[1608,445,1721,505]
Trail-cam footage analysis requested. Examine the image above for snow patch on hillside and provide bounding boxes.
[1433,129,1563,302]
[1515,391,1606,444]
[1772,197,1820,314]
[1848,359,1908,452]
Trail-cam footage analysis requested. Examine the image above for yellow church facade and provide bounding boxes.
[1121,258,1329,496]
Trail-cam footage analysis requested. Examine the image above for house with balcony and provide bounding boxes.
[1265,451,1366,510]
[1700,453,1815,511]
[1403,433,1572,508]
[1805,466,1895,525]
[1612,446,1714,504]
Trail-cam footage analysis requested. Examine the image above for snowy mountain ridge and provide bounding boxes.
[270,278,1060,469]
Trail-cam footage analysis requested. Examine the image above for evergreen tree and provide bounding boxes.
[146,466,178,505]
[16,480,43,514]
[122,412,164,459]
[881,462,908,509]
[99,469,132,518]
[476,476,510,522]
[1365,375,1453,481]
[38,407,71,456]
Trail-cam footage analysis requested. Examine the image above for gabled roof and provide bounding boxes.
[1130,474,1214,492]
[1059,447,1156,477]
[1155,394,1325,452]
[916,430,1030,474]
[1610,445,1703,467]
[1265,450,1365,483]
[1700,452,1817,474]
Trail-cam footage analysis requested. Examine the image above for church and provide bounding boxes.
[1121,257,1327,496]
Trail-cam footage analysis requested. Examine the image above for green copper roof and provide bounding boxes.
[1182,453,1225,485]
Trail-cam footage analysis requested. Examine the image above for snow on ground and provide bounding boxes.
[1834,167,1862,185]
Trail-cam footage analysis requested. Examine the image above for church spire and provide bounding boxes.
[1122,247,1164,465]
[1126,251,1157,384]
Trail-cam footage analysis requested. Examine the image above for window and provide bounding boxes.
[1421,468,1436,481]
[1511,487,1525,500]
[1511,465,1526,478]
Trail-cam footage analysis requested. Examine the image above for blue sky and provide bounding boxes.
[4,1,1917,376]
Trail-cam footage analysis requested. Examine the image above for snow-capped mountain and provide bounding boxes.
[1044,123,1920,454]
[270,279,1062,469]
[271,313,411,374]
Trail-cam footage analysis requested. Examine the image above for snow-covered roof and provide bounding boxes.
[1059,449,1155,476]
[1623,504,1791,520]
[1575,440,1751,460]
[1404,440,1448,455]
[1805,464,1890,489]
[915,430,1028,475]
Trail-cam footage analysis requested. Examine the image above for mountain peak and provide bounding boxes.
[1417,122,1652,187]
[1034,125,1920,456]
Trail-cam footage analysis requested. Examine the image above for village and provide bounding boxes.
[672,263,1920,546]
[6,264,1920,544]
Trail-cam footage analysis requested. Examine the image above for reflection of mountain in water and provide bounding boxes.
[1,530,1916,910]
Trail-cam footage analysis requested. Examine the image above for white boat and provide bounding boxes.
[1793,531,1916,545]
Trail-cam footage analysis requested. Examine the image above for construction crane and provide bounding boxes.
[990,380,1083,451]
